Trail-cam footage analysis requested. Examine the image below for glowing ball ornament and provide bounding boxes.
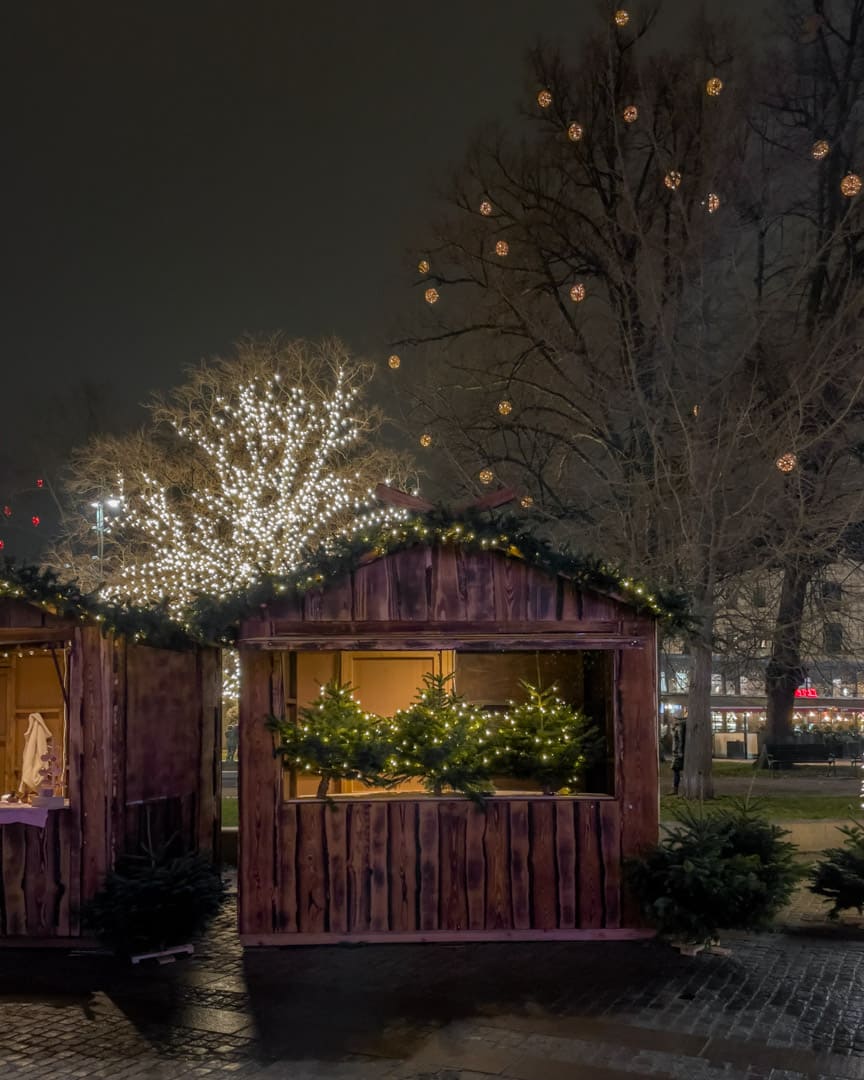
[418,258,430,274]
[419,433,432,448]
[706,77,724,97]
[567,122,584,142]
[31,516,40,527]
[841,173,862,197]
[520,495,534,509]
[537,89,553,108]
[706,192,721,213]
[478,468,495,485]
[811,140,830,160]
[497,400,513,416]
[623,105,639,123]
[425,287,440,304]
[776,452,798,474]
[614,9,630,26]
[388,354,401,369]
[692,404,701,418]
[495,239,510,256]
[479,199,493,216]
[664,170,682,190]
[569,282,586,303]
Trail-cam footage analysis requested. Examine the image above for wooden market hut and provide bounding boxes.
[0,592,221,942]
[237,535,661,945]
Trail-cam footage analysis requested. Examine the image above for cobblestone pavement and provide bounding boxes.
[3,882,864,1080]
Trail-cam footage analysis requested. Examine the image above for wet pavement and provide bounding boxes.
[2,880,864,1079]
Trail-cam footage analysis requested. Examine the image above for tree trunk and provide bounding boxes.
[316,775,330,799]
[681,636,714,799]
[765,560,813,740]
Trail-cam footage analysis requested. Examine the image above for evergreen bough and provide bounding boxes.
[628,800,801,943]
[809,822,864,918]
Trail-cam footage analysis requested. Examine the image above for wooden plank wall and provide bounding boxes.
[241,796,631,942]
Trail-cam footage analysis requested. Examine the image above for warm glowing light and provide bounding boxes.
[497,400,512,416]
[520,495,534,509]
[567,122,584,142]
[811,140,830,161]
[842,173,863,197]
[706,192,720,213]
[425,287,440,304]
[664,170,682,190]
[495,239,509,256]
[569,282,586,303]
[623,105,638,123]
[478,468,494,485]
[418,258,430,274]
[31,516,40,527]
[776,452,798,473]
[692,404,701,418]
[706,77,724,97]
[537,89,553,108]
[479,199,493,216]
[419,433,432,448]
[614,9,630,26]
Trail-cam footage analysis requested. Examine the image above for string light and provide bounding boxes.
[692,404,701,418]
[495,239,509,256]
[623,105,639,123]
[706,192,720,213]
[520,495,534,509]
[569,282,586,303]
[614,9,630,26]
[841,173,862,197]
[776,452,798,473]
[425,287,440,304]
[478,468,494,485]
[417,258,430,274]
[388,354,401,369]
[419,433,432,448]
[567,122,584,142]
[705,77,724,97]
[479,199,493,216]
[497,400,513,416]
[664,170,682,190]
[537,89,553,108]
[811,140,830,161]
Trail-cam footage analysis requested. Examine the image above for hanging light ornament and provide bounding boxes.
[811,139,830,161]
[614,9,630,26]
[570,282,586,303]
[495,239,510,256]
[31,516,40,527]
[692,404,701,418]
[841,173,863,197]
[520,495,534,509]
[664,170,682,190]
[705,77,724,97]
[706,192,721,213]
[419,433,432,448]
[776,452,798,474]
[567,122,584,142]
[418,258,430,274]
[424,287,440,304]
[497,400,513,416]
[623,105,639,123]
[479,468,495,485]
[388,354,401,369]
[479,199,493,216]
[537,89,553,108]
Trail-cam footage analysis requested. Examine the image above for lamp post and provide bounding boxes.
[91,497,122,580]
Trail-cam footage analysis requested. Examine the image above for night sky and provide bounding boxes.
[1,0,760,551]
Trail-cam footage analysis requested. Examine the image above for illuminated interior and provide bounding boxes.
[0,645,68,800]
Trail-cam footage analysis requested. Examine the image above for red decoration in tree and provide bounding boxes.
[31,516,40,527]
[36,479,44,488]
[0,540,4,550]
[2,506,10,517]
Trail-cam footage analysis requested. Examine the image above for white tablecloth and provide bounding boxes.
[0,805,49,827]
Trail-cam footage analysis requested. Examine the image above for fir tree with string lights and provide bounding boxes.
[268,681,392,799]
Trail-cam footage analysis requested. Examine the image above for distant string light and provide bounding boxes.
[811,140,830,161]
[569,282,586,303]
[664,170,682,190]
[614,9,630,26]
[388,354,401,369]
[417,258,430,274]
[705,77,724,97]
[776,452,798,473]
[419,433,432,448]
[479,468,495,485]
[495,240,509,256]
[841,173,862,197]
[567,122,584,142]
[520,495,534,509]
[479,199,493,216]
[425,287,440,304]
[497,400,513,416]
[623,105,639,123]
[537,89,553,108]
[706,192,720,213]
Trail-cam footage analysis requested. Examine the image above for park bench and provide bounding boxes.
[764,743,838,775]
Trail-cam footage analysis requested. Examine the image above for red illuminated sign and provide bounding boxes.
[794,687,818,698]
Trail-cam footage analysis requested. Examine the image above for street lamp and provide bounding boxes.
[91,497,122,579]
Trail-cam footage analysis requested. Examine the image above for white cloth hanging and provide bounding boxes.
[19,713,52,796]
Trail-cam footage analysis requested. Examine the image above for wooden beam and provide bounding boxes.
[243,633,647,651]
[0,628,72,646]
[241,928,655,945]
[374,484,435,512]
[456,488,518,513]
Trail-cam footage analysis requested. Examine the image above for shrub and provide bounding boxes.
[268,680,391,797]
[628,800,800,942]
[496,682,604,794]
[385,673,494,798]
[83,847,225,956]
[809,822,864,918]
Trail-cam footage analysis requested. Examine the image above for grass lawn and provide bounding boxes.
[222,798,238,827]
[660,793,860,821]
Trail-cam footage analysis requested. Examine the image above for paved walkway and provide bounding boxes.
[2,880,864,1080]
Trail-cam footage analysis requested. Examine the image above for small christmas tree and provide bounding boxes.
[496,683,603,795]
[268,681,390,798]
[386,673,494,798]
